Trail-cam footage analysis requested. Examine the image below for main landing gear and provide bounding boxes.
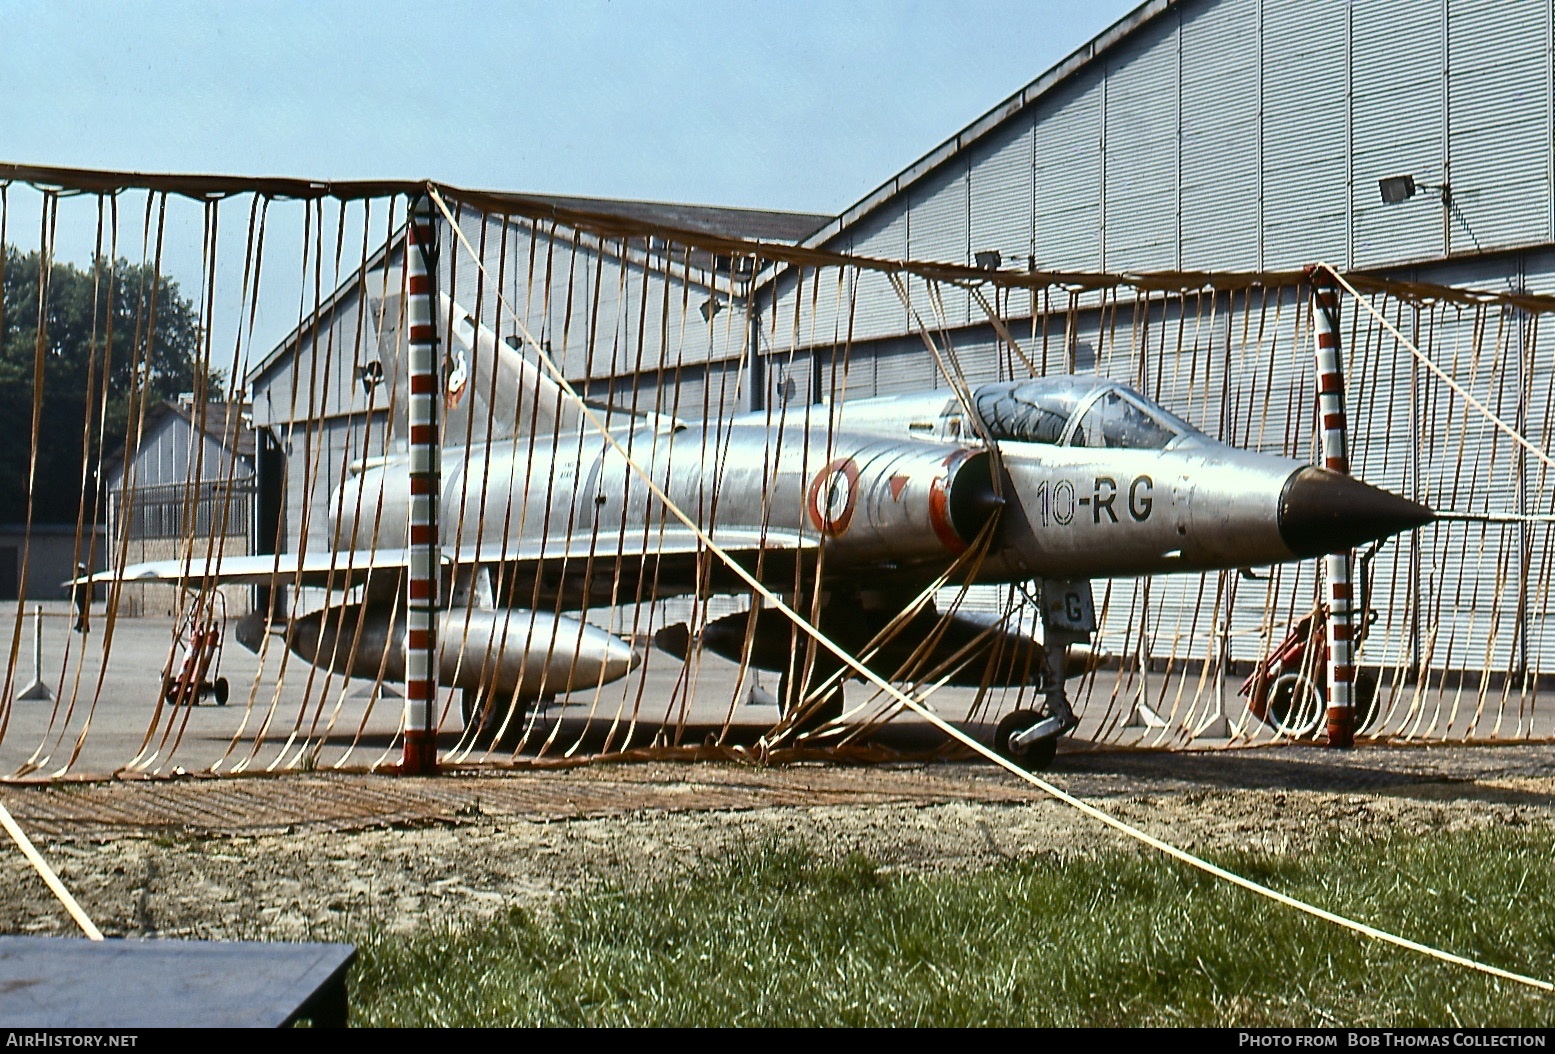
[991,579,1095,771]
[776,667,846,734]
[461,686,546,751]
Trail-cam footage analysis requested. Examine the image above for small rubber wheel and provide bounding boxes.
[213,677,229,706]
[1266,672,1324,738]
[994,708,1059,770]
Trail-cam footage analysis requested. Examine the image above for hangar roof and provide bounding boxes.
[506,193,829,243]
[247,194,829,389]
[797,0,1169,255]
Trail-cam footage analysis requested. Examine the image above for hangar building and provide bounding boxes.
[746,0,1555,679]
[248,0,1555,682]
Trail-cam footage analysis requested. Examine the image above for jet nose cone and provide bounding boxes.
[1278,467,1434,557]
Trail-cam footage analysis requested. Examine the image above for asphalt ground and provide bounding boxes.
[1,601,1552,783]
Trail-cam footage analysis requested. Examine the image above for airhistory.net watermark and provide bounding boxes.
[4,1034,138,1048]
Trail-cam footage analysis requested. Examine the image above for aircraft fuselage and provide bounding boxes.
[330,376,1431,604]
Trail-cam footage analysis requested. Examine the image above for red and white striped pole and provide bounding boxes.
[1309,266,1355,748]
[402,194,441,774]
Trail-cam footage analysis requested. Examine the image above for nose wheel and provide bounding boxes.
[991,579,1096,772]
[993,708,1059,770]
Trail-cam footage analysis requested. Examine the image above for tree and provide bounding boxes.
[0,245,212,525]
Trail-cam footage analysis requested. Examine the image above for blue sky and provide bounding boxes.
[0,0,1138,361]
[3,0,1136,211]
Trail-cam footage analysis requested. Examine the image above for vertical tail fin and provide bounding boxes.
[440,293,586,437]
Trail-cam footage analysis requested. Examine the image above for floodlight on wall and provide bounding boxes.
[700,297,724,321]
[1380,173,1451,206]
[1381,172,1484,254]
[1379,175,1417,205]
[974,249,1002,271]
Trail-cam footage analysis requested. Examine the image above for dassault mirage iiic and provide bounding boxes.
[100,297,1434,767]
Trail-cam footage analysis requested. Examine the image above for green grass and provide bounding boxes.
[345,827,1555,1027]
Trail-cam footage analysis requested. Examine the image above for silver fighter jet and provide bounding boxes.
[98,300,1433,763]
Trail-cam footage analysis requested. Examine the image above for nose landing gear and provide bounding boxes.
[991,579,1094,771]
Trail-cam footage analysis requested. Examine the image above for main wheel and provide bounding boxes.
[1354,668,1380,734]
[213,677,229,706]
[461,687,531,750]
[1265,671,1324,738]
[777,670,845,733]
[994,708,1059,771]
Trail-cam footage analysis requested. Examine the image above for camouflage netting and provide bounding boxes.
[2,165,1554,780]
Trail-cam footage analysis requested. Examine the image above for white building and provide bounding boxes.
[104,399,257,616]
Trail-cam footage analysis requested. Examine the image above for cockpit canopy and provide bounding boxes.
[971,377,1204,450]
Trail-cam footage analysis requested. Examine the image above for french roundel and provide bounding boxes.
[806,457,860,536]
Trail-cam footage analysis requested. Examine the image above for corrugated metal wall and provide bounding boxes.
[1179,0,1260,270]
[1261,0,1349,269]
[1350,0,1446,268]
[1516,249,1555,674]
[1446,0,1552,255]
[1033,68,1106,272]
[252,294,384,431]
[277,412,391,552]
[109,411,243,493]
[1103,14,1181,273]
[801,0,1554,309]
[906,160,971,328]
[969,123,1034,318]
[847,210,911,340]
